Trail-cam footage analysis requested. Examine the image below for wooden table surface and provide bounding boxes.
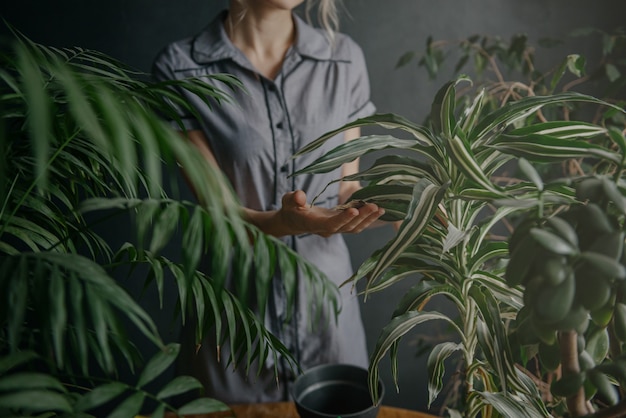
[177,401,437,418]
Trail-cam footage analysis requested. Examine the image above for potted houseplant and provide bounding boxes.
[292,67,626,417]
[0,29,338,417]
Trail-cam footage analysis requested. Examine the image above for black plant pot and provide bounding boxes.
[292,363,384,418]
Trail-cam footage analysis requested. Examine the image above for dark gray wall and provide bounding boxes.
[2,0,622,413]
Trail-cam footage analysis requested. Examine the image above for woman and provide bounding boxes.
[153,0,383,403]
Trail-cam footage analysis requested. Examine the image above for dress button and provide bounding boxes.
[280,164,289,173]
[276,121,284,129]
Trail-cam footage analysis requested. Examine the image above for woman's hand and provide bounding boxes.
[276,190,384,237]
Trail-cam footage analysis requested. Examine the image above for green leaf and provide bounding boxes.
[293,135,418,176]
[566,54,585,77]
[150,403,166,418]
[579,251,626,279]
[0,390,72,413]
[442,223,466,253]
[529,228,578,255]
[149,201,181,254]
[0,351,38,375]
[49,269,67,368]
[586,328,610,365]
[156,375,203,400]
[479,391,545,418]
[518,158,543,191]
[368,311,462,403]
[471,92,621,145]
[431,77,470,138]
[177,397,230,415]
[545,216,577,248]
[137,343,180,388]
[182,208,206,295]
[107,392,145,418]
[291,113,436,158]
[493,134,619,165]
[17,43,51,192]
[605,63,621,83]
[396,51,415,68]
[601,177,626,215]
[0,372,66,392]
[445,134,503,195]
[367,180,448,288]
[75,383,127,412]
[427,342,462,408]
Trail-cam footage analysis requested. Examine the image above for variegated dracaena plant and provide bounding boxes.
[292,76,626,417]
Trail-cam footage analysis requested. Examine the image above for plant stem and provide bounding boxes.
[560,330,589,416]
[589,399,626,418]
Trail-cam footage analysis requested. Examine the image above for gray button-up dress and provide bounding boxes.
[153,10,376,403]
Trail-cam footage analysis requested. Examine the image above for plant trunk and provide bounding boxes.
[560,330,590,417]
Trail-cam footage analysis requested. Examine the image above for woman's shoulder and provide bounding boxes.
[153,35,197,70]
[330,31,365,61]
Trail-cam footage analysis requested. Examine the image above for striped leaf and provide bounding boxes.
[492,133,621,164]
[342,154,438,185]
[391,279,463,318]
[368,310,462,403]
[479,391,548,418]
[507,120,607,139]
[445,134,505,196]
[292,135,418,175]
[461,88,487,137]
[367,180,448,288]
[470,91,622,144]
[431,76,470,138]
[427,342,463,408]
[292,113,437,158]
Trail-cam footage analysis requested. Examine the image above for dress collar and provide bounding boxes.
[191,10,333,64]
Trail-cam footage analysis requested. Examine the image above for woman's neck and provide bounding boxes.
[225,5,296,80]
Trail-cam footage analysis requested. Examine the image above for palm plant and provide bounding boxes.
[0,29,339,417]
[292,74,626,417]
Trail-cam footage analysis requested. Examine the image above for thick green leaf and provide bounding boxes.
[579,251,626,279]
[518,158,543,191]
[586,328,610,364]
[530,228,578,255]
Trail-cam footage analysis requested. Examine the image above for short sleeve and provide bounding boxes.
[347,40,376,121]
[152,45,203,131]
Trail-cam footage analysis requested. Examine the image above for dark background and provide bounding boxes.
[1,0,623,413]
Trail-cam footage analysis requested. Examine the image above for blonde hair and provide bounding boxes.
[305,0,340,41]
[230,0,340,42]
